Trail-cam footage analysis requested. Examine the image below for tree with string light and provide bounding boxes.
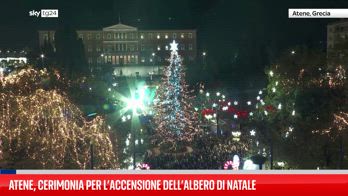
[153,40,202,150]
[0,68,117,169]
[253,46,348,169]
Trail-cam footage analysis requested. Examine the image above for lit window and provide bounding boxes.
[107,33,111,39]
[157,35,160,39]
[165,34,168,39]
[96,33,100,39]
[173,33,177,39]
[96,47,101,52]
[87,33,92,40]
[189,44,193,50]
[78,34,83,40]
[141,44,145,51]
[157,46,161,51]
[88,46,92,52]
[140,34,144,39]
[149,33,153,39]
[181,34,184,38]
[188,33,193,38]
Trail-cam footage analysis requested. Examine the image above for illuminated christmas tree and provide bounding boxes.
[0,68,117,169]
[153,41,201,147]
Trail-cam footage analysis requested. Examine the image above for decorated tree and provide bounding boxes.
[252,46,348,169]
[0,68,117,169]
[153,41,202,148]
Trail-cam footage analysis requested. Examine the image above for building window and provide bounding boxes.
[121,33,124,39]
[78,34,83,40]
[87,33,92,40]
[148,33,153,39]
[189,44,193,50]
[181,44,185,50]
[141,57,145,63]
[157,34,160,39]
[88,58,93,64]
[173,33,177,39]
[188,33,193,38]
[88,46,93,52]
[189,56,194,61]
[165,34,168,39]
[96,33,100,39]
[96,47,101,52]
[141,44,145,51]
[108,45,113,52]
[181,34,184,38]
[107,33,111,39]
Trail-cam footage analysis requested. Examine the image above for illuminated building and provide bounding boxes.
[38,22,197,67]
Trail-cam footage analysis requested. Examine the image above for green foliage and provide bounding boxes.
[252,45,347,169]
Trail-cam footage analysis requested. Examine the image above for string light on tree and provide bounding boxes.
[0,69,117,169]
[153,40,202,146]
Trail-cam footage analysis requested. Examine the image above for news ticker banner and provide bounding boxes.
[0,170,348,195]
[289,8,348,18]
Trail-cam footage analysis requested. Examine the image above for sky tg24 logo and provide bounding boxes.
[29,9,58,18]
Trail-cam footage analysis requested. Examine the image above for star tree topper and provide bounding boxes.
[170,40,178,52]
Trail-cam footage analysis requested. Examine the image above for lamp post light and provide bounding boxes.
[40,54,45,66]
[152,52,158,74]
[122,86,148,169]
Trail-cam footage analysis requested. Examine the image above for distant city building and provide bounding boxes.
[327,20,348,52]
[38,23,197,67]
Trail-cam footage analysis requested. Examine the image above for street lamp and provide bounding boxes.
[122,86,148,169]
[40,54,45,66]
[202,51,207,66]
[152,52,158,75]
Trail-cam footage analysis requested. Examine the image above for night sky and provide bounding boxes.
[1,0,348,50]
[1,0,348,90]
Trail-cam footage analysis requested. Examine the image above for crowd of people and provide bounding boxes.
[144,135,248,169]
